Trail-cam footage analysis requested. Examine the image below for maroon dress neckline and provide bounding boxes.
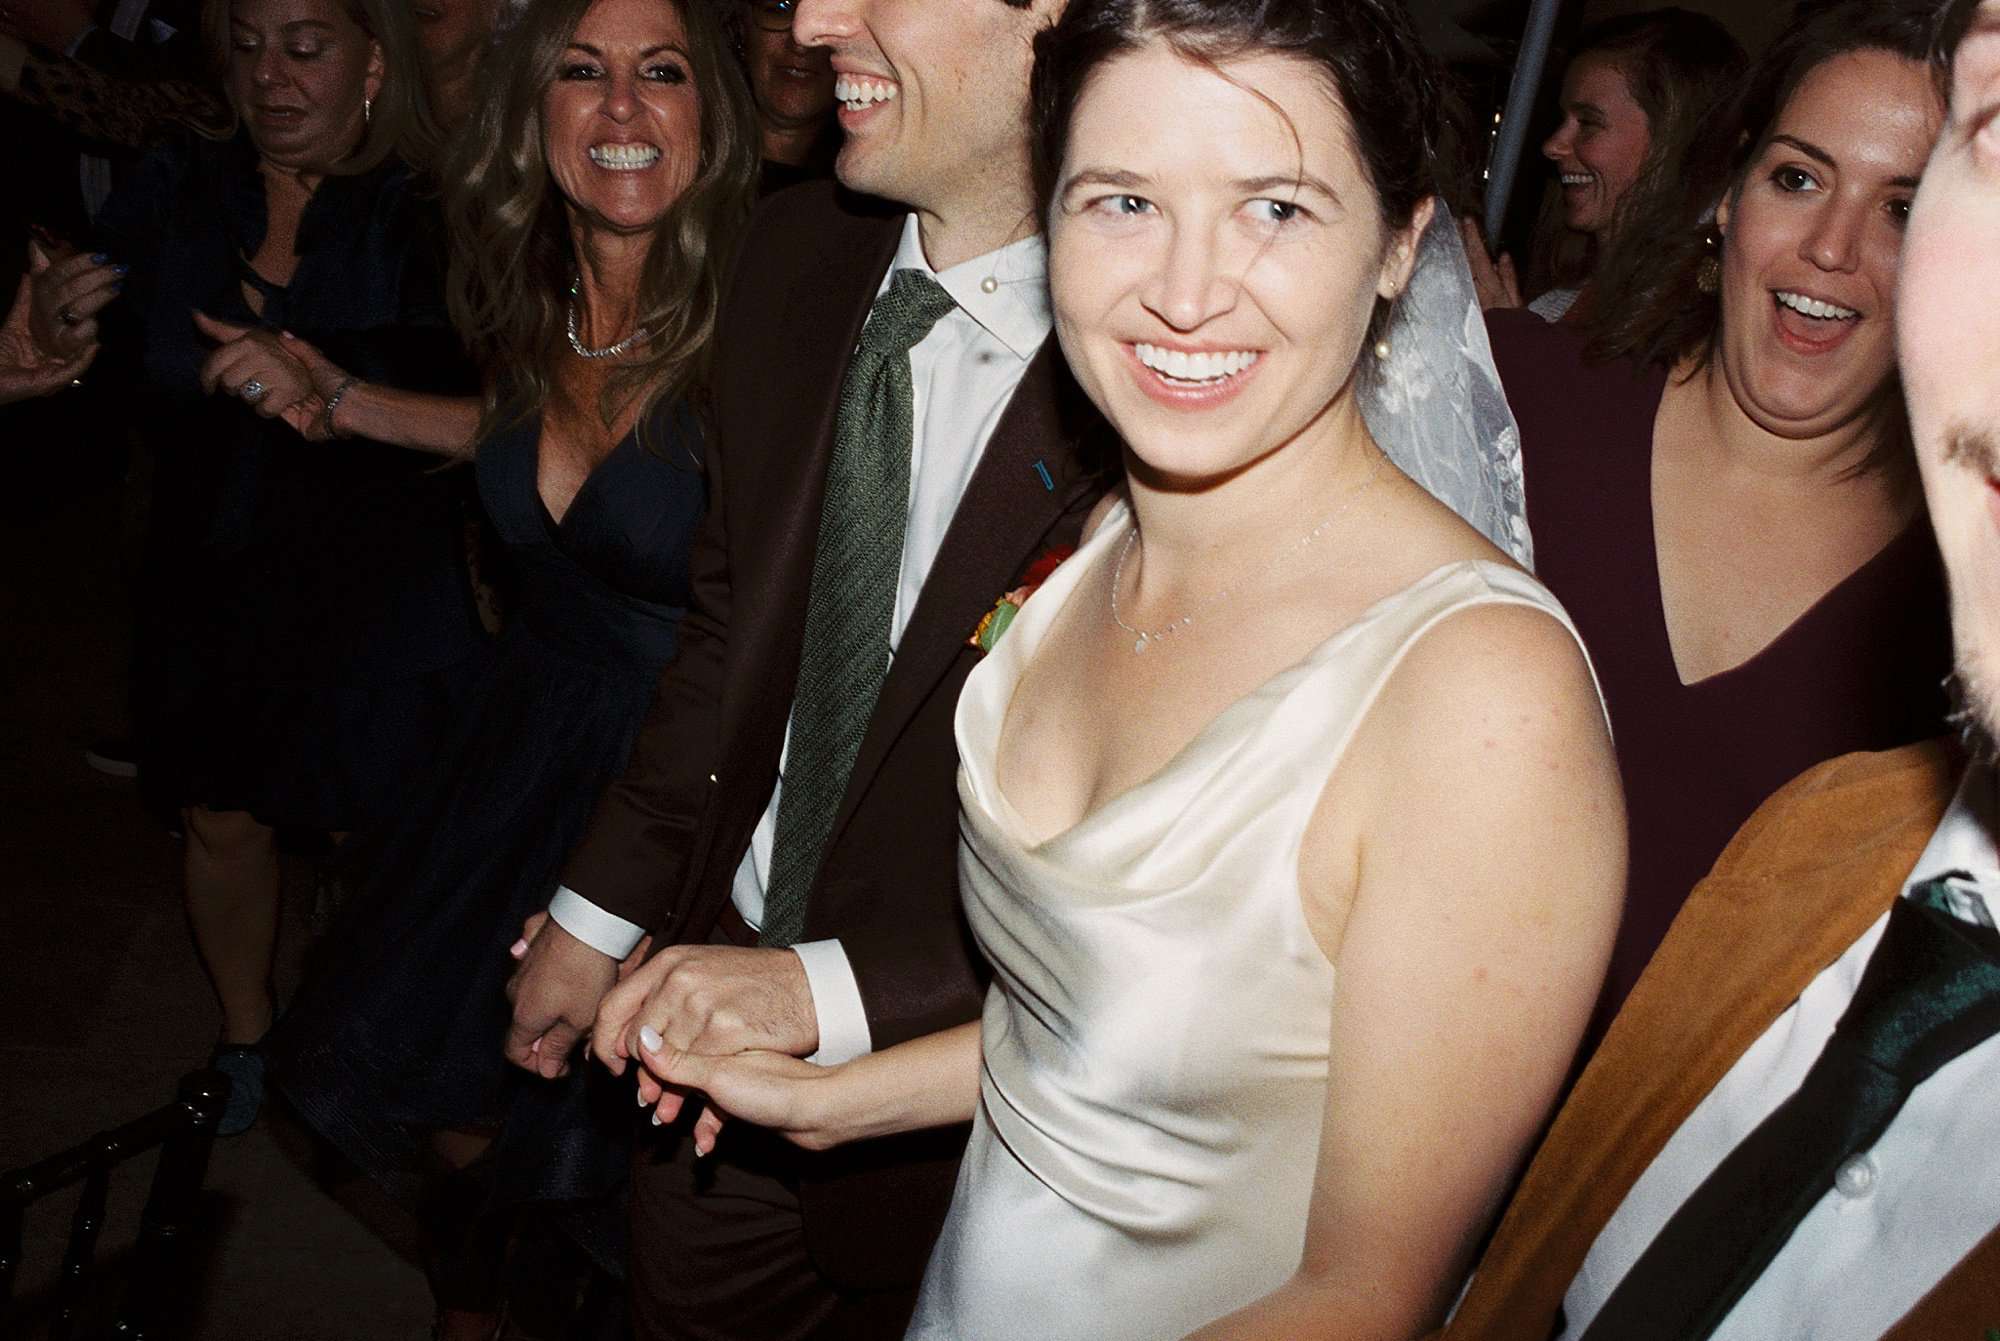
[1628,424,1928,694]
[1486,308,1950,1038]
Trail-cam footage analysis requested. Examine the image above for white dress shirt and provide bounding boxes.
[552,216,1052,1065]
[1562,764,2000,1340]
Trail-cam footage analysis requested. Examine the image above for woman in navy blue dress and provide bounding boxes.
[27,0,488,1136]
[269,0,757,1330]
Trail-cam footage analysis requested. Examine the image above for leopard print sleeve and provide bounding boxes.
[19,43,230,152]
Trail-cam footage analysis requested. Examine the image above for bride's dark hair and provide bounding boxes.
[1030,0,1443,345]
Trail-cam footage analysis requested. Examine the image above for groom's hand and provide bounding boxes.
[504,918,617,1079]
[599,945,818,1075]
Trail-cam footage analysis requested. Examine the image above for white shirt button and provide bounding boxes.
[1834,1153,1878,1199]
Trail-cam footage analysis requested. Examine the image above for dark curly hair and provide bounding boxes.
[1029,0,1445,348]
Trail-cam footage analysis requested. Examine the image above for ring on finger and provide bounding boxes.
[240,378,268,403]
[58,304,79,326]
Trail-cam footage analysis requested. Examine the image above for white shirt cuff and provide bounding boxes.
[548,885,646,960]
[793,939,873,1065]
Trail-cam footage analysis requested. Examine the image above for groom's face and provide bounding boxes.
[1902,0,2000,751]
[793,0,1059,216]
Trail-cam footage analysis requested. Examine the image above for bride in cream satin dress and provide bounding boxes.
[596,2,1626,1335]
[909,507,1596,1340]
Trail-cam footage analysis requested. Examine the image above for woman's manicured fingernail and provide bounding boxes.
[637,1089,651,1107]
[639,1025,663,1052]
[90,253,109,263]
[650,1110,662,1127]
[111,264,129,276]
[509,938,528,958]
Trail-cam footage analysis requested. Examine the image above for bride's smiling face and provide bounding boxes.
[1048,41,1424,484]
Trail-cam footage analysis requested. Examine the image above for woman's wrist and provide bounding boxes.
[321,375,358,438]
[797,1030,979,1148]
[789,1056,878,1150]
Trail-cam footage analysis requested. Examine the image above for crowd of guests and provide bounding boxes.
[3,0,1996,1337]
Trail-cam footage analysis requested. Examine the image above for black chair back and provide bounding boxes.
[0,1069,229,1340]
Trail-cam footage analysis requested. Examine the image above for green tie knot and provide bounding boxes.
[858,269,958,360]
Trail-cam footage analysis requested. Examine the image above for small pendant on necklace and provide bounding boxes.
[1133,634,1150,653]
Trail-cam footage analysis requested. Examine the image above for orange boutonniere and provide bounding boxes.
[969,545,1075,652]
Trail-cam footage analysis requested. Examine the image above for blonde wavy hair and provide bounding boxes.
[445,0,759,447]
[199,0,440,173]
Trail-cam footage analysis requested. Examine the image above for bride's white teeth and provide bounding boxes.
[1559,171,1593,186]
[589,143,660,170]
[834,75,898,109]
[1134,343,1260,384]
[1774,289,1860,321]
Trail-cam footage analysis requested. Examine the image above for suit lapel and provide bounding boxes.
[1584,786,1944,1189]
[725,212,903,745]
[828,340,1099,843]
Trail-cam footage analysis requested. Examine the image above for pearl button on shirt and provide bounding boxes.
[1832,1154,1877,1200]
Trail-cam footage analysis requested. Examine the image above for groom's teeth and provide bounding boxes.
[835,75,898,109]
[589,143,661,170]
[1774,289,1860,321]
[1559,172,1593,186]
[1135,343,1260,383]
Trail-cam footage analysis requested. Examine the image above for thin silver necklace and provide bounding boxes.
[566,278,652,359]
[1110,452,1389,655]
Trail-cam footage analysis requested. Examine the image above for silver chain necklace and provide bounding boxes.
[566,278,653,360]
[1109,452,1389,654]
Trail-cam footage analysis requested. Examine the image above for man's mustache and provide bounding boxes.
[1942,421,2000,477]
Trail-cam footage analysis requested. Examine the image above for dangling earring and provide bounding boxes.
[1695,229,1721,296]
[1373,338,1392,362]
[362,96,373,126]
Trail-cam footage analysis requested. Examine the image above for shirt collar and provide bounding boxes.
[1906,761,2000,925]
[888,213,1051,361]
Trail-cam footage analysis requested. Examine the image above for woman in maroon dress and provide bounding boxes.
[1488,0,1952,1035]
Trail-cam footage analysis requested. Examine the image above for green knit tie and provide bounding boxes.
[760,270,957,948]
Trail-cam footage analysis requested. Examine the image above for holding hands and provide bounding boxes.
[592,939,820,1148]
[192,312,354,440]
[503,907,833,1154]
[626,1039,834,1155]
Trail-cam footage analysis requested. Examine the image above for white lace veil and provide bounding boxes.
[1358,199,1533,569]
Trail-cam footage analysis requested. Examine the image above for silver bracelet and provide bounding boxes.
[322,375,358,439]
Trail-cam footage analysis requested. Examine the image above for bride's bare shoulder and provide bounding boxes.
[1393,588,1595,722]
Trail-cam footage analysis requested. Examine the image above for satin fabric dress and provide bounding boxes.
[909,511,1594,1339]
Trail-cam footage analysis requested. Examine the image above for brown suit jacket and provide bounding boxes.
[1439,740,2000,1340]
[560,182,1107,1290]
